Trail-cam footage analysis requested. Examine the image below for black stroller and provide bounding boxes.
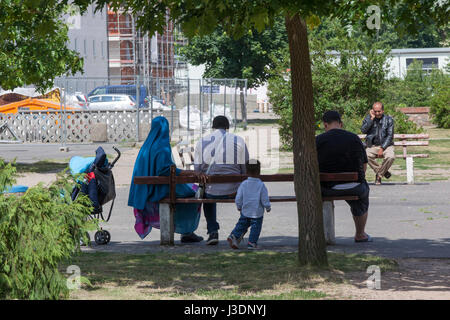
[70,146,121,245]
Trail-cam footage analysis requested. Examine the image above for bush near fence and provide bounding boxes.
[0,160,95,299]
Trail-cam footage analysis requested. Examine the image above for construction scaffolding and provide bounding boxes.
[107,8,188,93]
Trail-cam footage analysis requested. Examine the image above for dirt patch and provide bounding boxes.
[15,172,57,187]
[319,258,450,300]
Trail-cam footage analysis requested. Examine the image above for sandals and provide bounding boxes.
[355,234,373,243]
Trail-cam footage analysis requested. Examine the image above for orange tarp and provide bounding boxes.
[0,98,79,114]
[0,88,61,106]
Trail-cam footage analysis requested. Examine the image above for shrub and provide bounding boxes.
[268,18,422,150]
[430,76,450,128]
[0,159,95,299]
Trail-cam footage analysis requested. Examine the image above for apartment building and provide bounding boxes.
[65,4,109,78]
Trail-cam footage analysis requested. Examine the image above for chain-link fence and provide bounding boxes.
[0,76,248,146]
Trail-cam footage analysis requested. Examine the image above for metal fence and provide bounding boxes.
[0,76,248,146]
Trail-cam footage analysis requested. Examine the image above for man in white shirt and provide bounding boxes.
[194,116,249,245]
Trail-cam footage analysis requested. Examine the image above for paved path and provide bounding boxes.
[86,180,450,259]
[0,142,131,163]
[2,142,449,259]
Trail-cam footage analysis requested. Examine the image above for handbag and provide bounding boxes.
[195,132,226,199]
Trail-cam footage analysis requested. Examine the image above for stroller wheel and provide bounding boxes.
[103,230,111,244]
[94,230,107,245]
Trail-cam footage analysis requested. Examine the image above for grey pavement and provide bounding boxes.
[85,180,450,259]
[0,143,130,163]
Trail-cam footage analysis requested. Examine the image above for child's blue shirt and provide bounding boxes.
[235,177,271,218]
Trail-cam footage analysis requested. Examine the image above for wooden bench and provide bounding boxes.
[358,134,429,184]
[134,165,359,246]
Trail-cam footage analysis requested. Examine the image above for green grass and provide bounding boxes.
[275,130,450,182]
[61,251,397,300]
[11,153,116,174]
[14,161,69,173]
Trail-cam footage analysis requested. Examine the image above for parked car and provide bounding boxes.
[87,94,136,110]
[67,92,88,109]
[87,85,148,108]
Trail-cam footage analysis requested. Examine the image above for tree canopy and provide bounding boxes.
[0,0,83,92]
[178,17,287,89]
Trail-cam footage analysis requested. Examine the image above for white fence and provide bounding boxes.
[0,109,178,143]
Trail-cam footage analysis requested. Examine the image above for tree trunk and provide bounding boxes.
[239,88,247,130]
[285,14,328,267]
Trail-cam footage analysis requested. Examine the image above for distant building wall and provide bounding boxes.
[398,107,432,127]
[64,4,109,79]
[387,48,450,79]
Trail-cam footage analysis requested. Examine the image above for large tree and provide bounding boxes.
[178,17,287,89]
[178,16,287,127]
[35,0,450,266]
[0,0,83,92]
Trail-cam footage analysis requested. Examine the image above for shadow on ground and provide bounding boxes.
[12,161,68,173]
[83,236,450,259]
[74,236,450,299]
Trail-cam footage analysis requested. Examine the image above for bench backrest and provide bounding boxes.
[358,134,429,158]
[134,166,358,205]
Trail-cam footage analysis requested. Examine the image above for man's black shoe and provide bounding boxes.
[384,171,391,179]
[181,233,203,243]
[206,232,219,245]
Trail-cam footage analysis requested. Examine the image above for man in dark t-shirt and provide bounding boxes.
[316,111,372,243]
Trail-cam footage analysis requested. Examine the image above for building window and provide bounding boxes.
[84,39,87,56]
[93,40,96,57]
[74,38,77,51]
[406,58,439,74]
[101,41,104,58]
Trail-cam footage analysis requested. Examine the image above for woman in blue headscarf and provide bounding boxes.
[128,116,204,242]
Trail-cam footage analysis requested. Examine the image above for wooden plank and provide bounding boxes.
[169,165,176,205]
[395,154,429,159]
[134,176,170,184]
[394,134,429,139]
[160,197,298,204]
[135,172,358,185]
[323,195,358,201]
[160,195,359,204]
[320,172,358,182]
[359,134,429,140]
[394,141,429,146]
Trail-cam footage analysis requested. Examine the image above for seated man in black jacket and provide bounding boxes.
[361,102,395,185]
[316,111,372,243]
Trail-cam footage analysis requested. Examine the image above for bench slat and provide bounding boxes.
[393,134,429,139]
[134,172,358,185]
[395,154,429,159]
[134,176,170,185]
[394,141,429,146]
[358,134,429,139]
[159,195,359,204]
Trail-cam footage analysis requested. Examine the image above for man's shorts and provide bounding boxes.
[321,181,370,217]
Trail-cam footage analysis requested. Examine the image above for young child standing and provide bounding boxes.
[227,160,271,250]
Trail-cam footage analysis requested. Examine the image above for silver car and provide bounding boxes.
[87,94,136,110]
